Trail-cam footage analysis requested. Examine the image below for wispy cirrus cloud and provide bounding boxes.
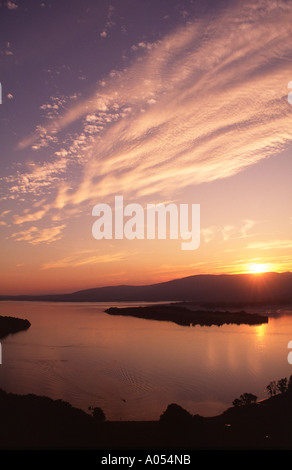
[41,249,129,270]
[11,224,66,245]
[246,239,292,250]
[5,0,292,241]
[201,220,256,244]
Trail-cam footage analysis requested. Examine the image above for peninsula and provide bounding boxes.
[104,304,268,326]
[0,315,31,340]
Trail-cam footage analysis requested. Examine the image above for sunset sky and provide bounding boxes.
[0,0,291,295]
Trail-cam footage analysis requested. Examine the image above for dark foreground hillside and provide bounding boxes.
[0,386,291,451]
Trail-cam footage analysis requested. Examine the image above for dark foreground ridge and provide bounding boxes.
[104,304,268,326]
[0,315,31,339]
[0,384,292,450]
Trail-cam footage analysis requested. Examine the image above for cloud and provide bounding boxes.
[11,224,66,245]
[17,94,78,151]
[6,1,18,10]
[41,249,128,270]
[0,210,11,217]
[7,0,292,230]
[239,220,256,238]
[99,4,116,38]
[4,156,68,202]
[201,220,256,244]
[201,227,217,244]
[131,41,155,51]
[246,239,292,250]
[13,208,49,225]
[31,125,58,150]
[39,96,67,120]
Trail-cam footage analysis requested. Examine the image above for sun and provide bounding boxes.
[247,263,270,274]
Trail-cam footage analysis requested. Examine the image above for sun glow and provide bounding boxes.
[247,263,270,274]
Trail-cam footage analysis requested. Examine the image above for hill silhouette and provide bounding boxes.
[1,380,292,450]
[0,272,291,304]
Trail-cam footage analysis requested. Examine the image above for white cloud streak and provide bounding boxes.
[246,239,292,250]
[41,249,128,270]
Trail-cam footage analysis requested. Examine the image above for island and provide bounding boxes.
[104,304,268,326]
[0,315,31,339]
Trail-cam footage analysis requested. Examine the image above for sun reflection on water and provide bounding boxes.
[254,323,268,349]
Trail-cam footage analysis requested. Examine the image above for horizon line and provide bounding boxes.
[0,270,290,298]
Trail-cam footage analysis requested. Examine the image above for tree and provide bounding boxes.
[240,393,257,405]
[266,381,277,397]
[160,403,193,426]
[232,398,243,407]
[89,406,106,422]
[232,393,257,407]
[288,375,292,394]
[276,377,288,394]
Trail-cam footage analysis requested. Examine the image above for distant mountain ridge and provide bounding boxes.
[0,272,291,304]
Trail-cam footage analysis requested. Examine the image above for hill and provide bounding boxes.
[0,385,292,451]
[0,272,291,304]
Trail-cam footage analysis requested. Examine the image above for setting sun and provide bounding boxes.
[247,263,270,274]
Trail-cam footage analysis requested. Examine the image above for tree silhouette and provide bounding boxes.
[160,403,193,426]
[266,377,291,397]
[89,406,106,422]
[232,398,242,407]
[232,393,257,407]
[266,381,277,397]
[288,375,292,393]
[276,377,288,394]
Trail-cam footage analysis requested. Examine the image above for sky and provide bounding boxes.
[0,0,291,295]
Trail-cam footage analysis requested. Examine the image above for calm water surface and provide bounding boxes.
[0,301,292,421]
